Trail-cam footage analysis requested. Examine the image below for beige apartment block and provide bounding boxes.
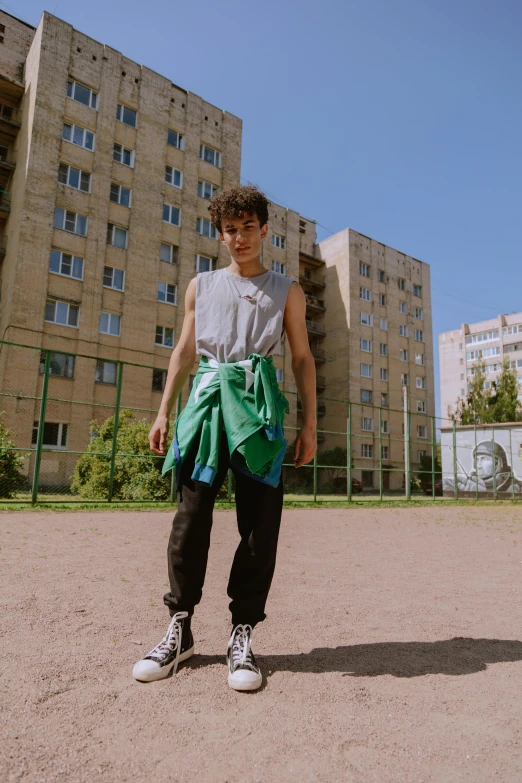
[316,228,435,490]
[0,10,242,485]
[439,312,522,420]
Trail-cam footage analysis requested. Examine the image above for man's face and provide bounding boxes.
[219,211,268,263]
[475,453,495,479]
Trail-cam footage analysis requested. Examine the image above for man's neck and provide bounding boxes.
[226,257,266,278]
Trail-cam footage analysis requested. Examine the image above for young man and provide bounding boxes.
[133,184,317,690]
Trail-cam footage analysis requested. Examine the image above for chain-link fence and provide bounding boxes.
[1,340,520,504]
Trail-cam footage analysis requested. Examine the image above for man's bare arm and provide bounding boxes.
[149,278,197,454]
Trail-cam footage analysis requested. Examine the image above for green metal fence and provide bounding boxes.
[0,340,519,505]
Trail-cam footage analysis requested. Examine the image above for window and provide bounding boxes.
[272,234,286,250]
[399,301,407,314]
[378,293,386,306]
[49,249,83,280]
[399,325,409,338]
[99,312,121,336]
[380,368,388,381]
[380,318,388,331]
[360,262,370,277]
[54,208,87,236]
[95,360,117,385]
[361,363,372,378]
[360,287,372,302]
[401,373,409,386]
[414,307,423,319]
[382,446,389,460]
[45,299,79,328]
[413,284,422,297]
[160,243,178,264]
[398,278,406,290]
[381,393,389,407]
[196,217,217,238]
[58,163,91,193]
[276,368,284,383]
[378,270,385,282]
[360,312,373,327]
[198,180,217,199]
[361,444,373,459]
[460,358,464,365]
[200,144,221,167]
[195,254,215,273]
[465,330,499,345]
[414,329,424,342]
[66,79,98,109]
[380,343,387,356]
[163,204,181,227]
[362,417,374,432]
[39,351,74,379]
[417,450,427,462]
[272,260,286,275]
[417,400,426,413]
[116,103,137,127]
[361,389,372,404]
[416,376,426,389]
[62,123,95,151]
[417,425,428,439]
[362,470,374,487]
[32,421,68,449]
[156,326,174,347]
[158,281,177,305]
[165,166,183,188]
[360,338,372,352]
[415,353,425,366]
[400,349,409,362]
[110,183,131,207]
[103,266,125,291]
[381,420,390,434]
[152,369,167,392]
[503,324,521,336]
[113,143,134,167]
[107,224,128,249]
[168,129,184,150]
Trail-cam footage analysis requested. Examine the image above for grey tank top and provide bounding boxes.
[195,267,295,363]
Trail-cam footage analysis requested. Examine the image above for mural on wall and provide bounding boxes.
[441,427,522,496]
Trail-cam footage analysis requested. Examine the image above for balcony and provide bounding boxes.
[310,346,326,363]
[0,149,15,171]
[305,293,326,312]
[0,189,10,218]
[306,318,325,337]
[299,271,325,289]
[0,239,5,260]
[297,398,326,416]
[0,103,21,136]
[316,374,326,391]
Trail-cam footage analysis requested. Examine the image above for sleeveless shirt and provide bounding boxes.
[195,267,295,363]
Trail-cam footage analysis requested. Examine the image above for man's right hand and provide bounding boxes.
[149,415,170,455]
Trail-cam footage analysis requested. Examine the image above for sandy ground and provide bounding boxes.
[1,506,522,783]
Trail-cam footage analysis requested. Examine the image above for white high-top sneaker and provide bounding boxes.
[132,611,194,682]
[227,624,262,691]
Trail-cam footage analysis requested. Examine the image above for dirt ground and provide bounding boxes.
[1,505,522,783]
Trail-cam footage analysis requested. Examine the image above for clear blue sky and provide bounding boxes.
[9,0,522,416]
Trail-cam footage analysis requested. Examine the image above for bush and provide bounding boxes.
[0,414,26,499]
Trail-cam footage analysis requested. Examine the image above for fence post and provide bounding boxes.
[169,391,183,503]
[474,424,478,501]
[378,406,383,500]
[492,426,497,501]
[347,404,352,502]
[31,350,51,505]
[453,419,459,501]
[313,395,318,502]
[108,361,124,503]
[431,415,436,501]
[403,386,410,500]
[509,428,515,502]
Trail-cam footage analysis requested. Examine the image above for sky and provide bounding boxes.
[8,0,522,416]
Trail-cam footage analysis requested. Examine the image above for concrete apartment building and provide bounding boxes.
[439,313,522,420]
[0,9,433,493]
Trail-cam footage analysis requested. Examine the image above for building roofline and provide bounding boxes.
[0,8,35,30]
[318,225,427,265]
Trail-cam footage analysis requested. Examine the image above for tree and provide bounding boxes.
[418,447,442,491]
[450,360,522,425]
[0,414,26,499]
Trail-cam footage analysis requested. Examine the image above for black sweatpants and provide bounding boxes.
[163,428,285,628]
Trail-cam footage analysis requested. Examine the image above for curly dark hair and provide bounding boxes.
[208,183,271,233]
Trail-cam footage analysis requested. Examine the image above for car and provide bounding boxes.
[331,476,363,494]
[423,479,443,496]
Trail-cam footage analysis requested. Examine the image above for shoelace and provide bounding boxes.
[146,611,188,674]
[230,624,256,670]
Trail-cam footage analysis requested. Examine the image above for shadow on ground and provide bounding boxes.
[185,637,522,678]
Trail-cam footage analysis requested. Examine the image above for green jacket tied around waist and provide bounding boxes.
[161,354,290,489]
